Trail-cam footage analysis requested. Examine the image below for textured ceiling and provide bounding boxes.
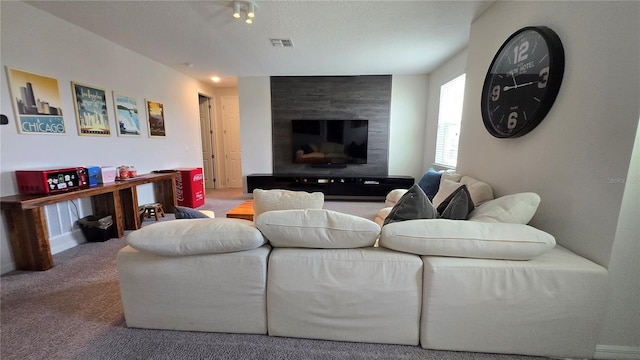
[26,0,494,87]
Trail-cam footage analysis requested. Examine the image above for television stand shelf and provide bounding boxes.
[246,174,414,200]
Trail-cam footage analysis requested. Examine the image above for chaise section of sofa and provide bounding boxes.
[420,245,608,358]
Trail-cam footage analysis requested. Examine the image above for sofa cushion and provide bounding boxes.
[460,176,494,206]
[385,188,409,207]
[379,219,555,260]
[436,184,475,220]
[433,177,493,208]
[441,172,463,184]
[383,184,437,226]
[174,205,214,219]
[127,218,266,256]
[417,168,442,201]
[432,179,462,208]
[469,192,541,224]
[253,189,324,219]
[375,207,393,227]
[256,209,380,248]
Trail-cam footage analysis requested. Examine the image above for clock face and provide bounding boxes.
[481,26,564,138]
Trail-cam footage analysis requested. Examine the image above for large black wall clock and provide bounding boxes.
[481,26,565,138]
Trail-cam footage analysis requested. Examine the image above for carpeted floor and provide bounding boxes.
[0,189,546,360]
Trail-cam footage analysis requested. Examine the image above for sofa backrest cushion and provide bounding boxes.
[379,219,555,260]
[253,189,324,219]
[433,177,493,209]
[127,218,266,256]
[256,209,380,248]
[468,192,541,224]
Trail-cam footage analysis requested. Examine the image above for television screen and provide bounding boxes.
[292,120,368,164]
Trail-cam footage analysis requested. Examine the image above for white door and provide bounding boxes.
[221,96,242,188]
[199,95,216,189]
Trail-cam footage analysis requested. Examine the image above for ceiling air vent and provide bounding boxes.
[270,38,294,47]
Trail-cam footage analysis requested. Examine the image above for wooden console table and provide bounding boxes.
[0,172,178,271]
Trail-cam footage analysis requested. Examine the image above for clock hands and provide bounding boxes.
[503,80,537,92]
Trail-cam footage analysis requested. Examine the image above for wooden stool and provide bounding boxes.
[142,203,165,221]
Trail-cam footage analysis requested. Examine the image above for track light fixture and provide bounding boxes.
[232,1,256,24]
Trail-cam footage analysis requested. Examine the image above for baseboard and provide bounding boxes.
[594,344,640,359]
[1,260,16,274]
[50,230,85,254]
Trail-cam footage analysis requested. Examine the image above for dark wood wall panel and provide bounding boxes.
[271,76,391,176]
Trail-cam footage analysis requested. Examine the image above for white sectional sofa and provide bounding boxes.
[117,188,608,359]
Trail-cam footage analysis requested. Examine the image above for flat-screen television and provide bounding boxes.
[292,119,368,164]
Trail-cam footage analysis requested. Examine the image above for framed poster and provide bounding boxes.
[5,67,66,135]
[113,92,141,136]
[71,82,111,136]
[146,99,166,137]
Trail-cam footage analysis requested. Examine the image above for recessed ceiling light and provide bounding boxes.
[211,76,221,82]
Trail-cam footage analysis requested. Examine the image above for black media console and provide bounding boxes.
[246,174,414,200]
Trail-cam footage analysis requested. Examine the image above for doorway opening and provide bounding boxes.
[199,94,216,189]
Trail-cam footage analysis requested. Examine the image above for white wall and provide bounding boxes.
[238,77,273,190]
[458,1,639,268]
[456,1,640,354]
[597,119,640,354]
[0,2,210,273]
[423,49,467,170]
[238,75,431,186]
[389,75,429,181]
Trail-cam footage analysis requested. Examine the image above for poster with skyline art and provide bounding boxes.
[72,82,111,136]
[5,67,66,135]
[146,99,166,137]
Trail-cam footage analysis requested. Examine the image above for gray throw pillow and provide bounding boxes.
[437,184,475,220]
[383,184,437,226]
[174,205,210,219]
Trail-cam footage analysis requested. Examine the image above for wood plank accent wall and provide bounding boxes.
[270,75,391,176]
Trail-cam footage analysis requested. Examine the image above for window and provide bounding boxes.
[435,74,466,168]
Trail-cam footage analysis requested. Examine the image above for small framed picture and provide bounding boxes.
[113,92,141,136]
[71,82,111,136]
[5,67,66,135]
[146,99,166,137]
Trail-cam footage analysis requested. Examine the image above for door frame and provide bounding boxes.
[198,93,218,189]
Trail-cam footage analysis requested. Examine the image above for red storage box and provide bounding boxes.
[175,167,205,208]
[15,167,89,194]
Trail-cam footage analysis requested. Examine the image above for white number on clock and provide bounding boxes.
[508,112,518,130]
[538,67,549,88]
[513,41,530,63]
[491,85,501,101]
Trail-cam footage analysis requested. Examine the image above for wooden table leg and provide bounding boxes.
[91,191,123,238]
[155,178,177,213]
[2,207,54,271]
[119,186,140,230]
